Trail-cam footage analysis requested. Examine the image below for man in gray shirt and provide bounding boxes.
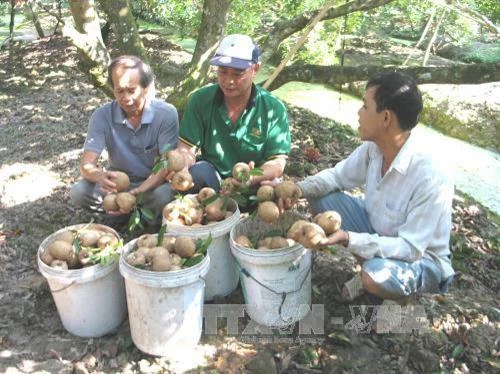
[71,55,178,228]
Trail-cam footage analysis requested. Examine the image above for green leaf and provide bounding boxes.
[135,192,144,205]
[157,223,167,245]
[264,229,283,237]
[452,343,465,358]
[183,253,205,268]
[140,207,154,221]
[201,193,219,207]
[196,234,212,256]
[249,167,264,176]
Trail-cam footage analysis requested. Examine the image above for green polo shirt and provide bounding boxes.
[179,84,291,178]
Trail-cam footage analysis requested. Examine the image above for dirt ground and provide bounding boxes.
[0,36,499,373]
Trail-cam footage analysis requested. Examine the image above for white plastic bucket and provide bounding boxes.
[37,224,127,338]
[119,236,210,356]
[165,197,240,301]
[230,212,312,327]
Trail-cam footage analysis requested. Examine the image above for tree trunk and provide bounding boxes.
[65,0,111,96]
[259,63,500,91]
[166,0,232,111]
[99,0,148,61]
[260,0,397,65]
[24,1,45,38]
[8,0,15,41]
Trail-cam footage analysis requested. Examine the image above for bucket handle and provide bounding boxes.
[238,264,311,325]
[49,280,76,293]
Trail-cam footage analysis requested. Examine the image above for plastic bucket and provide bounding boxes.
[119,236,210,356]
[37,224,127,338]
[165,197,240,301]
[230,212,312,327]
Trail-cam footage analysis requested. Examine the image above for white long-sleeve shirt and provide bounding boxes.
[298,134,455,280]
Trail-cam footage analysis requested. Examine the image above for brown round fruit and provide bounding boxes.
[232,162,250,181]
[257,201,280,224]
[112,171,130,192]
[79,229,102,247]
[97,233,119,248]
[174,236,196,258]
[126,252,146,267]
[137,234,158,248]
[204,197,227,222]
[256,185,275,202]
[274,181,301,201]
[103,193,119,211]
[167,150,185,172]
[197,187,216,203]
[235,235,253,248]
[50,259,68,270]
[171,170,193,191]
[116,192,136,213]
[313,210,342,235]
[47,240,74,261]
[55,230,75,244]
[151,255,171,271]
[40,250,54,265]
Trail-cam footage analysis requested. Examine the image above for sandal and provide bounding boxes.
[341,274,364,301]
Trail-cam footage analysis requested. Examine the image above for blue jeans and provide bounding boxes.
[188,160,222,192]
[308,191,452,297]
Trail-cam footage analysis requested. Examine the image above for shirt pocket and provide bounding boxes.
[379,202,406,235]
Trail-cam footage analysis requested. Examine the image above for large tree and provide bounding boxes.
[63,0,499,109]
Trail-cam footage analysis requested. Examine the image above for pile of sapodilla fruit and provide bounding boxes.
[125,233,200,272]
[236,180,343,250]
[102,150,193,213]
[40,226,120,270]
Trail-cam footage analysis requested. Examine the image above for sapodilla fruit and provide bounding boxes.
[112,171,130,192]
[45,241,71,263]
[314,210,342,235]
[171,170,193,191]
[116,192,136,213]
[79,229,102,247]
[103,193,119,211]
[197,187,216,203]
[234,235,253,248]
[204,197,227,222]
[274,181,301,201]
[287,220,326,250]
[257,201,280,224]
[232,162,250,181]
[174,236,196,258]
[167,150,185,172]
[256,185,275,202]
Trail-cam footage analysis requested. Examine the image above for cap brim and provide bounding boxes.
[210,55,253,70]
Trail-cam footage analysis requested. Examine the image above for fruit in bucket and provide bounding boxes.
[257,201,280,224]
[125,233,211,271]
[174,236,196,258]
[40,225,122,269]
[235,235,253,248]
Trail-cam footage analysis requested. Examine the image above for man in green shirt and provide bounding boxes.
[174,34,291,192]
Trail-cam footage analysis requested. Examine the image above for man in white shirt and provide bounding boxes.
[296,71,455,302]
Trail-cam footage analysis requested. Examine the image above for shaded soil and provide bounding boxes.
[0,36,499,373]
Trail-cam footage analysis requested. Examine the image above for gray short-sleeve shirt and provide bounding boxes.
[84,99,179,179]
